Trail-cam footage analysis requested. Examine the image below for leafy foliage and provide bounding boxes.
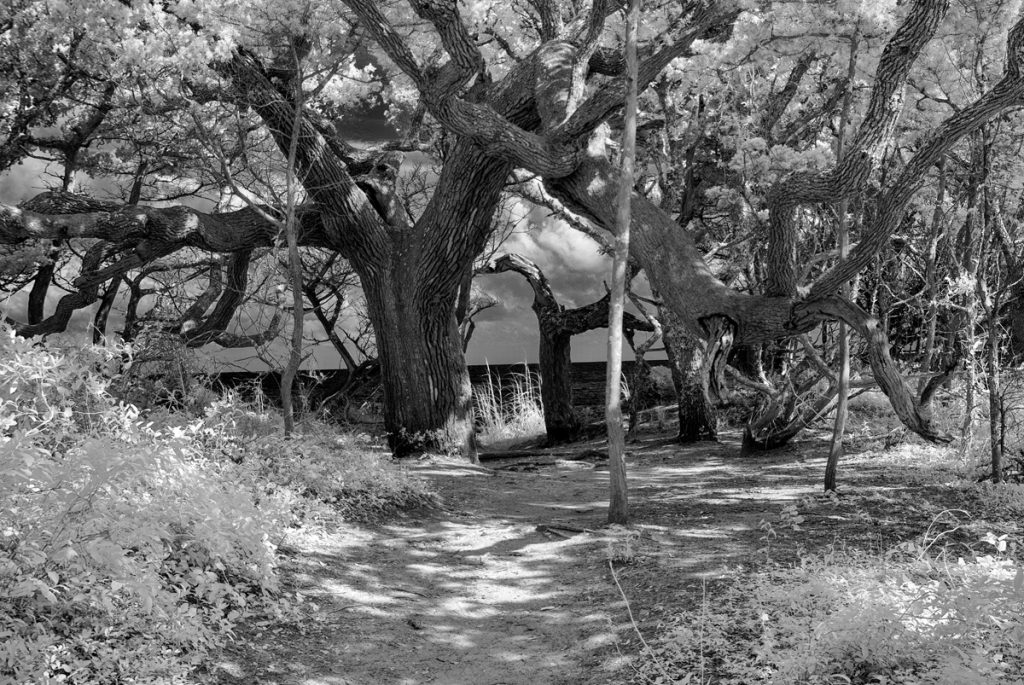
[0,323,433,683]
[640,496,1024,685]
[199,399,437,522]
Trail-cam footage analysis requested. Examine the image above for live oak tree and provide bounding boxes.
[1,0,499,458]
[5,0,1024,460]
[346,0,1024,450]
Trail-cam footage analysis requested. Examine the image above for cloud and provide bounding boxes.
[471,215,612,364]
[491,217,611,304]
[0,158,55,203]
[468,216,661,364]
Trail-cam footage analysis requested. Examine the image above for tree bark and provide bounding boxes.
[91,277,120,344]
[605,0,638,525]
[681,355,718,443]
[742,385,839,455]
[987,295,1003,483]
[662,318,717,442]
[280,53,306,438]
[362,265,477,460]
[920,160,947,375]
[27,262,55,325]
[538,329,580,444]
[825,32,859,493]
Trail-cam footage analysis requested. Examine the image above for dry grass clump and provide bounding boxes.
[473,364,546,447]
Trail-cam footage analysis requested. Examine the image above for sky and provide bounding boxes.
[0,121,659,369]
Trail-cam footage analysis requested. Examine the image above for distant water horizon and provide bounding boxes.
[212,360,670,408]
[468,360,670,407]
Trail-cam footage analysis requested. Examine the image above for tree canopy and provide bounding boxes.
[3,0,1024,457]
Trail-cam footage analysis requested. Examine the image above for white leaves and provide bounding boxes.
[981,531,1009,553]
[947,271,978,297]
[318,59,379,110]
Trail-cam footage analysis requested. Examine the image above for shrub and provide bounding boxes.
[0,325,285,684]
[642,513,1024,684]
[0,437,282,683]
[864,443,965,482]
[963,481,1024,518]
[0,323,435,683]
[238,430,438,523]
[0,326,128,447]
[181,395,436,523]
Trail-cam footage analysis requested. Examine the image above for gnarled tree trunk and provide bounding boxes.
[662,312,717,442]
[363,266,476,458]
[677,338,719,443]
[538,327,580,444]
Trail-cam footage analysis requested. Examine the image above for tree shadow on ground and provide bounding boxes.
[201,428,953,685]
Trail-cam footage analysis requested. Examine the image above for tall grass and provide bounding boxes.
[473,362,545,447]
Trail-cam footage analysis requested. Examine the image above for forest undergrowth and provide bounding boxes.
[4,325,1024,684]
[0,325,433,684]
[629,438,1024,685]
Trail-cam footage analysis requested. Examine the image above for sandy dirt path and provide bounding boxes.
[204,434,840,685]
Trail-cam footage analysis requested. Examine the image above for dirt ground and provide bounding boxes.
[199,428,959,685]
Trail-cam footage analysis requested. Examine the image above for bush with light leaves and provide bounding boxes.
[0,323,433,683]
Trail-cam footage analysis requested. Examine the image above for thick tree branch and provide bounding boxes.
[511,175,614,252]
[761,52,816,141]
[810,12,1024,298]
[1,192,331,255]
[409,0,486,98]
[480,252,653,334]
[527,0,562,40]
[219,51,391,263]
[432,98,584,175]
[176,259,225,326]
[207,304,285,349]
[555,4,730,142]
[11,242,154,338]
[798,295,951,442]
[339,0,426,85]
[182,250,256,346]
[765,0,949,296]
